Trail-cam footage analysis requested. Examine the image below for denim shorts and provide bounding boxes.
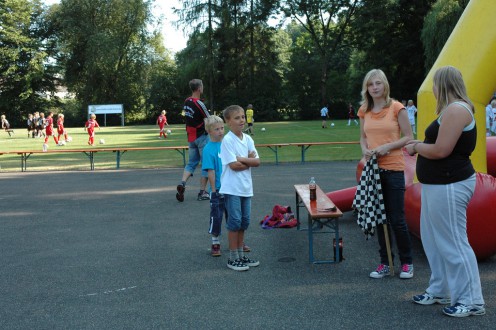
[224,194,251,231]
[185,133,208,177]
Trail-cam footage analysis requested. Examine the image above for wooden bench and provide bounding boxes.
[294,184,343,264]
[255,143,290,165]
[290,141,360,163]
[6,146,189,171]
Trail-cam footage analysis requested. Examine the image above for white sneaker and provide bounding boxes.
[42,143,48,152]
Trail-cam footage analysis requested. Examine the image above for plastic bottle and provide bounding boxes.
[309,177,316,201]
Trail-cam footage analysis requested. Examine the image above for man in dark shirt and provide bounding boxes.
[176,79,211,202]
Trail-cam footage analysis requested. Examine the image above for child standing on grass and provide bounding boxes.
[202,115,226,257]
[43,112,58,152]
[157,110,169,139]
[220,105,260,271]
[1,115,15,136]
[85,113,100,146]
[57,114,69,144]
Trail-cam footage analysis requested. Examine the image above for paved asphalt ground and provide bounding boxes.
[1,161,495,329]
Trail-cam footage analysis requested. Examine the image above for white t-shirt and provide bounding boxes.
[219,131,258,197]
[406,105,417,125]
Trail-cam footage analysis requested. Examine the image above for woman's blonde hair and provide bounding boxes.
[204,115,224,132]
[360,69,392,112]
[433,66,474,115]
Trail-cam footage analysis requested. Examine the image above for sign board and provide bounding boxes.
[88,104,124,126]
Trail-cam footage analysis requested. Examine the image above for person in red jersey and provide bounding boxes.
[85,113,100,146]
[57,114,69,143]
[157,110,169,138]
[42,112,59,152]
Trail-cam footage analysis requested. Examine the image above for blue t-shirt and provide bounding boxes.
[202,140,222,191]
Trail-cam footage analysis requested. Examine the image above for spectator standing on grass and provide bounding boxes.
[157,110,169,139]
[347,103,359,126]
[244,104,254,135]
[84,113,100,146]
[36,112,45,138]
[406,66,485,318]
[357,69,414,279]
[1,115,14,136]
[43,112,58,151]
[490,99,496,136]
[27,113,36,138]
[320,105,329,128]
[220,105,260,271]
[176,79,211,202]
[485,100,493,136]
[406,100,418,134]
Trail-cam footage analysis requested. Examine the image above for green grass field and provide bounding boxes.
[0,120,362,171]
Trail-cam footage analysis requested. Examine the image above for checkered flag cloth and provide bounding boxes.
[352,154,387,239]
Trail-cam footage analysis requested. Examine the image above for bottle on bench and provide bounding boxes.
[309,177,316,201]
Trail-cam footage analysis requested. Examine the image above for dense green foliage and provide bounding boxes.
[0,0,468,129]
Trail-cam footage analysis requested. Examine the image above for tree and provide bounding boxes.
[0,0,58,126]
[280,0,358,108]
[54,0,157,122]
[174,0,220,111]
[349,0,436,102]
[421,0,469,70]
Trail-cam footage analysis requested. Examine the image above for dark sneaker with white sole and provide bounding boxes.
[176,185,185,202]
[227,258,249,271]
[240,256,259,267]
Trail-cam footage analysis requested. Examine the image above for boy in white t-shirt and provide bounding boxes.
[220,105,260,271]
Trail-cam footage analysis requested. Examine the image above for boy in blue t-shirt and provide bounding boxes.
[202,115,226,257]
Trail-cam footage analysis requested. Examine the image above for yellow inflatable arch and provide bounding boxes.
[417,0,496,173]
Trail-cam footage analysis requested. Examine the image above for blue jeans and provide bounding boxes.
[209,192,226,236]
[377,170,413,265]
[225,194,251,232]
[185,133,209,177]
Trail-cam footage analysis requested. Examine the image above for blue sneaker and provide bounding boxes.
[413,292,450,305]
[443,303,485,317]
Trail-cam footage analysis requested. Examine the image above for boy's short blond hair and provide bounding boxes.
[90,113,96,119]
[204,115,224,132]
[161,110,166,115]
[58,113,64,118]
[223,105,244,120]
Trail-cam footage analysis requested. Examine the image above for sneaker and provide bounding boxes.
[443,303,485,317]
[369,264,390,278]
[399,264,414,279]
[197,190,210,201]
[240,256,260,267]
[227,258,249,271]
[413,292,451,305]
[176,185,185,202]
[242,244,251,253]
[42,143,48,152]
[211,244,221,257]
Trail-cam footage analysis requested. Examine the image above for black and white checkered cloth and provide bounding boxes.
[352,154,387,239]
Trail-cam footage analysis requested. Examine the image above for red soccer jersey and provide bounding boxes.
[45,117,54,135]
[85,119,100,134]
[57,118,65,134]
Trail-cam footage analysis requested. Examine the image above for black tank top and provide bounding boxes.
[416,102,476,184]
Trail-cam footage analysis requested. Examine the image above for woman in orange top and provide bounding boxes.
[357,69,414,279]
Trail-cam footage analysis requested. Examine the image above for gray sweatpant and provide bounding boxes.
[420,174,484,306]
